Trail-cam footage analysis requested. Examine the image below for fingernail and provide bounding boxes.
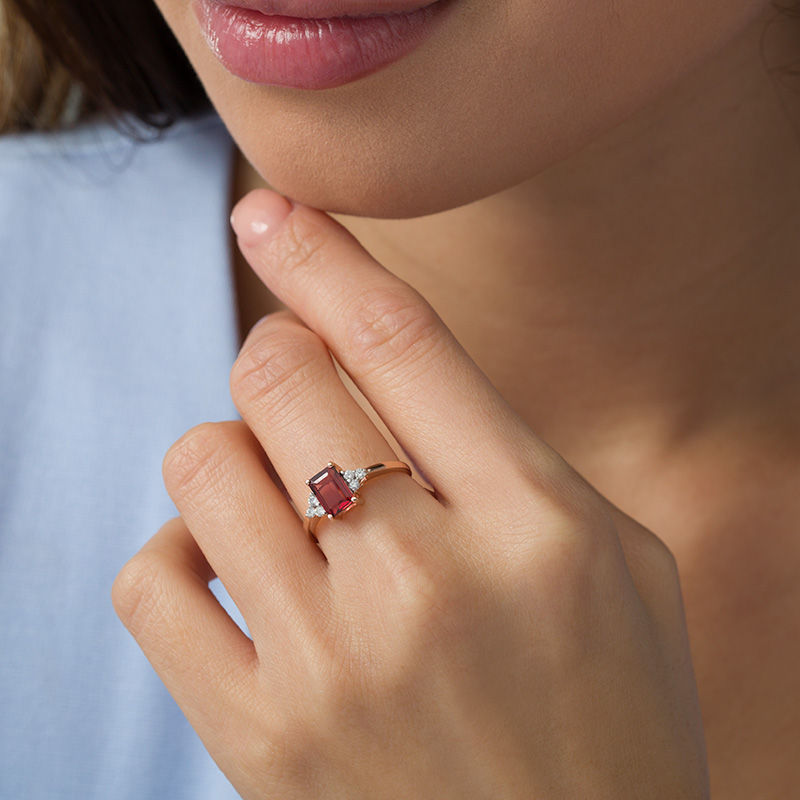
[230,189,293,248]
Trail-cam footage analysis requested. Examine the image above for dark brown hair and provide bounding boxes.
[0,0,212,138]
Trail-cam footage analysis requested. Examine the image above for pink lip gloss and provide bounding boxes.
[192,0,454,89]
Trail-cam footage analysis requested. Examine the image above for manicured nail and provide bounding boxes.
[230,189,293,248]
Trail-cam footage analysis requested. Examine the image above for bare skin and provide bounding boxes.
[228,12,800,798]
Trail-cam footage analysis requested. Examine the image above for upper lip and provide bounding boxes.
[210,0,440,17]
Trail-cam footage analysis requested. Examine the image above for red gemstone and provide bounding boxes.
[309,465,356,517]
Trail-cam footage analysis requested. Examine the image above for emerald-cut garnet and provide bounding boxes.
[309,465,356,517]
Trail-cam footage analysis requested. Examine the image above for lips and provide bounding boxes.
[193,0,453,89]
[202,0,440,19]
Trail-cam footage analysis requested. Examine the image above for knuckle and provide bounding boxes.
[312,666,364,732]
[519,443,610,524]
[658,540,680,581]
[317,551,464,713]
[527,534,625,657]
[230,324,328,424]
[340,285,444,378]
[241,711,321,791]
[369,560,469,701]
[640,528,678,569]
[395,561,449,629]
[630,528,681,587]
[495,491,622,610]
[497,449,619,563]
[387,544,463,644]
[111,549,170,638]
[534,531,603,587]
[162,422,234,503]
[543,495,615,559]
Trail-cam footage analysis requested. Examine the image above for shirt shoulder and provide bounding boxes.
[0,108,243,800]
[0,108,229,160]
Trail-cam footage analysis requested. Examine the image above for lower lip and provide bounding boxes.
[192,0,451,90]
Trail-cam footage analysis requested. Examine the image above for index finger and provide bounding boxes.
[230,189,546,503]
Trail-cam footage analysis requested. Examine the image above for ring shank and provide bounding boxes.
[305,461,412,542]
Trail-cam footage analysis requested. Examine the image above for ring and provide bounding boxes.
[304,460,412,541]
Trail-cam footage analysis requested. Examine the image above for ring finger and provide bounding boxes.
[229,310,441,563]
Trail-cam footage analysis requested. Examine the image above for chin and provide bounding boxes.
[216,91,574,220]
[238,147,521,219]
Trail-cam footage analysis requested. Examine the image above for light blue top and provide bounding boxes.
[0,109,247,799]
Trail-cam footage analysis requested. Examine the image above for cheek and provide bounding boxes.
[159,0,770,218]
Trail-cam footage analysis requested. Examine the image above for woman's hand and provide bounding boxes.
[112,189,709,799]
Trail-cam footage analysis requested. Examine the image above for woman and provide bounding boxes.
[2,0,799,796]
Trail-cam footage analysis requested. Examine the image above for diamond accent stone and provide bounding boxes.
[305,492,320,518]
[305,499,328,518]
[342,467,368,492]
